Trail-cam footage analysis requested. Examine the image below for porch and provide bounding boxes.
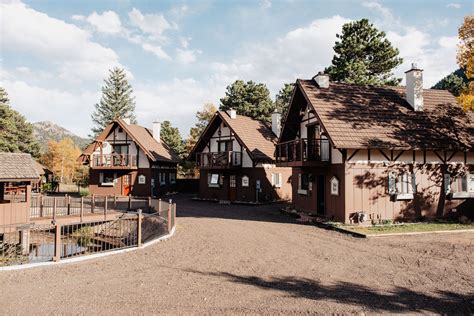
[276,138,331,167]
[196,151,242,169]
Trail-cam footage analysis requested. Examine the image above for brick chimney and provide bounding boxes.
[405,63,424,111]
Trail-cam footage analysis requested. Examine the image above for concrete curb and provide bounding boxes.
[365,228,474,237]
[0,226,176,272]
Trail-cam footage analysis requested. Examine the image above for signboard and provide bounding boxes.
[210,173,219,184]
[330,176,339,196]
[242,175,249,187]
[256,180,261,190]
[138,175,146,184]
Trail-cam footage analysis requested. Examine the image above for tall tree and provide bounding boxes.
[41,138,82,184]
[431,69,467,96]
[91,67,136,137]
[219,80,274,122]
[0,87,40,157]
[185,103,217,154]
[456,14,473,112]
[325,19,403,86]
[274,83,295,118]
[160,120,184,158]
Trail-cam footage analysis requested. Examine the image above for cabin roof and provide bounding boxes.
[0,153,40,182]
[281,79,473,151]
[189,111,277,162]
[82,119,180,163]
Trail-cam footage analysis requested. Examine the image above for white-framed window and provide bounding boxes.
[298,174,310,195]
[170,173,176,184]
[230,175,236,188]
[138,174,146,184]
[100,172,115,186]
[389,172,415,200]
[159,173,166,185]
[208,173,220,188]
[272,173,282,188]
[447,173,474,198]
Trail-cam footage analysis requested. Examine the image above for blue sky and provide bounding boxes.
[0,0,471,138]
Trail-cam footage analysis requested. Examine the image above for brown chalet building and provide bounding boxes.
[81,118,180,197]
[189,110,292,203]
[276,65,473,223]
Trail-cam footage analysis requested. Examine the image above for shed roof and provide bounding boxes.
[0,153,40,182]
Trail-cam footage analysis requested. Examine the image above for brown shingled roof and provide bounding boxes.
[0,153,40,181]
[81,119,180,163]
[189,111,277,162]
[291,79,473,151]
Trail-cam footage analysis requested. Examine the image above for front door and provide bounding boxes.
[316,175,325,215]
[122,174,131,196]
[229,175,237,201]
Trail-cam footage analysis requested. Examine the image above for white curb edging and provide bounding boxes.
[0,226,176,272]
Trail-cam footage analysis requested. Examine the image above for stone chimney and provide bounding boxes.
[272,112,281,138]
[405,63,424,111]
[313,71,329,88]
[152,120,161,143]
[122,117,131,125]
[227,108,237,119]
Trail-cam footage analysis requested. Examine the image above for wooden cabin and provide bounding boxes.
[80,118,180,197]
[276,65,473,223]
[189,110,292,203]
[0,153,39,226]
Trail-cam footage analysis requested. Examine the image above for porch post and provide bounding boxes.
[53,223,61,262]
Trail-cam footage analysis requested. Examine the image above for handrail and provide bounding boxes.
[92,154,137,167]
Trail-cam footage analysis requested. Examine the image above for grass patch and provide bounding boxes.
[338,222,474,235]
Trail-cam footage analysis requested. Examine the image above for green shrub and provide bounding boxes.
[79,188,90,197]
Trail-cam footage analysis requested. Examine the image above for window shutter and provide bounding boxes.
[388,172,396,195]
[207,173,211,184]
[443,174,451,194]
[410,173,416,194]
[99,172,104,184]
[461,175,468,192]
[298,174,302,190]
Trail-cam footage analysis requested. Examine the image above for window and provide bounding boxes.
[230,175,236,188]
[447,173,474,198]
[170,173,176,184]
[272,173,282,188]
[159,173,166,185]
[100,172,115,186]
[113,145,128,154]
[208,173,220,188]
[218,141,232,152]
[298,174,310,195]
[389,172,415,200]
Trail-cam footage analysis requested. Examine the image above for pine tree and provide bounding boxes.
[160,120,184,158]
[326,19,403,86]
[0,87,40,157]
[91,67,136,137]
[274,83,295,118]
[432,69,467,96]
[219,80,274,122]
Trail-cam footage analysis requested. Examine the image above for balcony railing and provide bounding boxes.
[197,151,242,169]
[276,138,330,164]
[91,154,137,168]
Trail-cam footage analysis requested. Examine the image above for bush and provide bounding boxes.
[79,188,90,197]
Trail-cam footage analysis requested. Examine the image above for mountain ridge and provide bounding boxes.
[33,121,89,152]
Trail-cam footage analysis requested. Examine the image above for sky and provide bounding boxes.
[0,0,471,138]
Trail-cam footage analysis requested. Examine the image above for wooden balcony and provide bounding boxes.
[276,138,331,167]
[197,151,242,169]
[91,154,137,169]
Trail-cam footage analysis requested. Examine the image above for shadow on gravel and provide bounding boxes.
[186,269,473,314]
[170,194,297,224]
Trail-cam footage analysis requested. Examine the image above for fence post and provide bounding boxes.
[39,195,43,218]
[80,197,84,222]
[137,209,142,247]
[173,203,176,229]
[158,199,162,214]
[53,197,57,220]
[114,195,117,209]
[91,194,95,214]
[104,196,108,220]
[67,195,71,215]
[167,199,172,232]
[128,195,132,211]
[53,223,61,262]
[148,196,152,213]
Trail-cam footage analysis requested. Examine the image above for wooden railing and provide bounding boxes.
[91,154,137,168]
[197,151,242,168]
[276,138,330,163]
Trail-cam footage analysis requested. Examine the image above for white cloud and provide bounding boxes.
[446,3,460,8]
[1,1,121,82]
[141,43,171,60]
[86,11,122,34]
[176,48,200,64]
[71,14,85,21]
[261,0,272,9]
[128,8,173,40]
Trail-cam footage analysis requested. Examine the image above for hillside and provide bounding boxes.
[33,121,89,152]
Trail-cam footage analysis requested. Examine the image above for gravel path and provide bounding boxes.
[1,194,473,314]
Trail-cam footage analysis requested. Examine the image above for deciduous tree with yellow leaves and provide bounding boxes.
[457,14,473,111]
[41,138,83,184]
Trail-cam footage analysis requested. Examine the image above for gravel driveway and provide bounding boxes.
[1,194,473,314]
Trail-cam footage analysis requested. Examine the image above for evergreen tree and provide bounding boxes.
[91,67,136,137]
[274,83,295,118]
[161,120,184,158]
[432,69,467,96]
[219,80,274,122]
[326,19,403,86]
[0,87,40,157]
[185,103,217,155]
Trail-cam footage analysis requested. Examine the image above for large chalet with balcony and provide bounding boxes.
[189,110,292,203]
[80,118,180,197]
[276,65,473,223]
